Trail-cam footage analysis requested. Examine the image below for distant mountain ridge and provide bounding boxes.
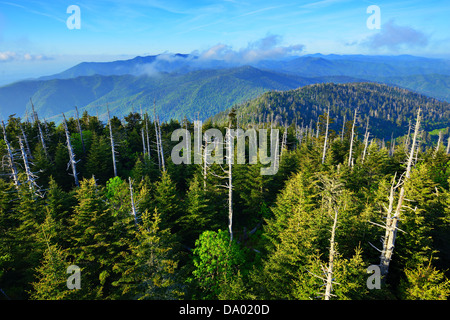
[3,66,353,123]
[1,53,450,123]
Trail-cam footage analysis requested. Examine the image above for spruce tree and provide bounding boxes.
[153,171,180,230]
[68,177,133,299]
[115,209,182,299]
[176,175,212,246]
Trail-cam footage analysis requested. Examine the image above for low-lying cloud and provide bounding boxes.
[0,51,52,62]
[135,34,305,76]
[197,34,305,63]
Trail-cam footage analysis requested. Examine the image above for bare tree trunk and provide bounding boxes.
[157,115,165,172]
[18,136,41,196]
[62,113,79,187]
[348,109,357,167]
[145,113,151,159]
[404,120,411,153]
[153,107,162,171]
[18,136,32,188]
[447,136,450,155]
[203,136,208,191]
[361,117,370,164]
[107,105,118,177]
[1,121,20,187]
[129,177,138,227]
[324,206,338,300]
[379,107,421,279]
[141,127,147,156]
[434,130,442,157]
[226,109,236,243]
[226,127,233,243]
[140,106,148,158]
[30,99,48,158]
[322,107,330,164]
[19,123,32,159]
[315,120,320,140]
[280,124,287,161]
[389,132,395,157]
[30,98,38,124]
[37,121,48,158]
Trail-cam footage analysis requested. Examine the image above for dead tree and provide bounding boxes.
[158,116,165,172]
[280,123,288,161]
[1,121,20,187]
[324,206,339,300]
[129,177,138,227]
[404,120,411,153]
[447,136,450,155]
[62,113,79,187]
[144,112,151,159]
[30,99,48,157]
[309,175,343,300]
[18,136,41,195]
[153,105,165,172]
[141,127,147,156]
[107,105,118,177]
[348,109,357,167]
[225,109,236,243]
[375,107,421,280]
[19,123,32,159]
[208,109,237,243]
[361,117,370,164]
[434,130,442,158]
[153,106,162,171]
[322,107,330,164]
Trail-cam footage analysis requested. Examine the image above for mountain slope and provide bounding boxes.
[257,54,450,78]
[1,66,344,123]
[377,74,450,102]
[2,53,450,123]
[212,82,450,141]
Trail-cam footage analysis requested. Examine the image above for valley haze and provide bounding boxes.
[1,52,449,125]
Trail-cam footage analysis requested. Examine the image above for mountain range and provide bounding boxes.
[0,53,449,123]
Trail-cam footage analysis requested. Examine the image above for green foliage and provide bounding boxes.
[1,88,450,301]
[399,260,450,300]
[192,230,245,299]
[115,209,182,300]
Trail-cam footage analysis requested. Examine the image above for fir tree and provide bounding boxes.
[115,208,182,299]
[153,171,180,230]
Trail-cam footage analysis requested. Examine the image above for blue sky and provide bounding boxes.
[0,0,449,84]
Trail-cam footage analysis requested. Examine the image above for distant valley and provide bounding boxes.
[0,53,449,124]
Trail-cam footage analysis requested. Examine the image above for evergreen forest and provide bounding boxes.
[1,83,450,300]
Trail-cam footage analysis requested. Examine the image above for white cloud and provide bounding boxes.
[197,34,305,63]
[0,51,52,62]
[0,51,17,62]
[364,19,429,51]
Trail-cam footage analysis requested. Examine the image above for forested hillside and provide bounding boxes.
[212,82,450,141]
[0,67,317,123]
[1,86,450,300]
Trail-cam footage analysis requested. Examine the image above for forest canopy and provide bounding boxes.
[1,83,450,300]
